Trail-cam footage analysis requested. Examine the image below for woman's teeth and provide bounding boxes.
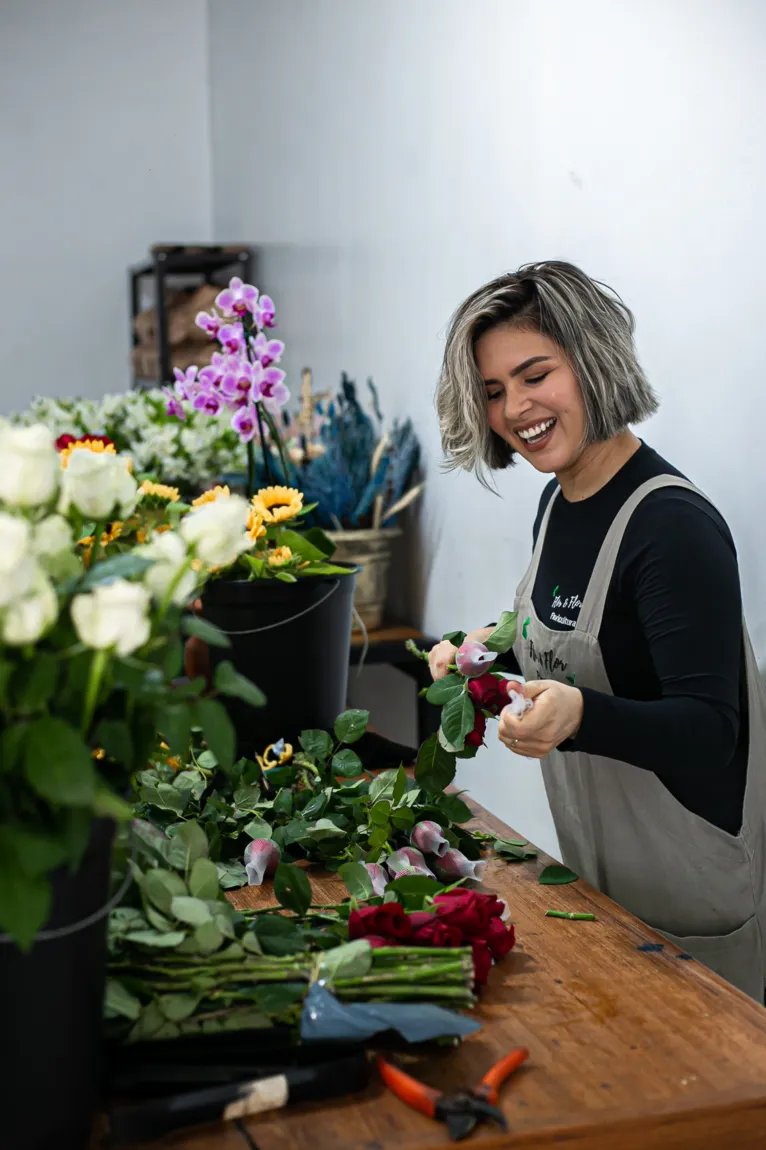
[518,418,556,443]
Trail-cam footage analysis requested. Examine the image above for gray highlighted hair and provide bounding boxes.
[437,261,659,484]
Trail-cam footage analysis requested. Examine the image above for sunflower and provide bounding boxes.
[251,485,303,524]
[192,485,230,506]
[59,438,117,468]
[78,521,124,553]
[247,507,266,543]
[268,545,293,567]
[139,480,180,504]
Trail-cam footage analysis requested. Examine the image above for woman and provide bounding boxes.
[429,261,766,1000]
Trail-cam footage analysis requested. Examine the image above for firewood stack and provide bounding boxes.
[132,284,219,380]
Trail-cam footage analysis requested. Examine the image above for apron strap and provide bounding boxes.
[516,485,560,600]
[575,475,705,636]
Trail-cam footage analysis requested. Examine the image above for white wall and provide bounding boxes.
[0,0,213,408]
[207,0,766,857]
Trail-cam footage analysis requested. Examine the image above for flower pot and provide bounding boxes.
[1,819,115,1150]
[200,567,357,757]
[325,527,402,631]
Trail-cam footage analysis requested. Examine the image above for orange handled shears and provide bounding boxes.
[377,1048,529,1140]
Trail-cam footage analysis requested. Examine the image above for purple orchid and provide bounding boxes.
[433,848,486,883]
[260,368,289,411]
[410,820,451,858]
[173,365,200,401]
[221,358,260,408]
[162,386,186,421]
[216,276,259,317]
[244,838,281,886]
[198,351,231,391]
[195,309,223,340]
[254,294,276,328]
[232,404,258,443]
[250,332,285,367]
[193,390,224,416]
[218,322,246,356]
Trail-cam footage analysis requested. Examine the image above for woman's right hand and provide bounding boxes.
[428,626,494,680]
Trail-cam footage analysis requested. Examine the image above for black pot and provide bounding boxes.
[0,819,115,1150]
[200,568,357,757]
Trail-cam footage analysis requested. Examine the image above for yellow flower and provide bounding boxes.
[247,507,266,543]
[77,521,123,559]
[92,747,106,761]
[192,485,230,506]
[268,545,293,568]
[139,480,180,503]
[59,439,117,468]
[167,756,182,772]
[251,485,303,524]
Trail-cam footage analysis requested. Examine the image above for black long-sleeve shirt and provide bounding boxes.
[497,442,747,835]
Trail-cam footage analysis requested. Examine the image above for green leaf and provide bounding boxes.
[275,570,297,583]
[485,610,518,654]
[494,839,537,861]
[195,698,236,771]
[216,861,248,889]
[369,801,391,827]
[301,792,327,820]
[384,875,444,899]
[163,634,184,680]
[244,555,266,579]
[181,614,232,649]
[390,807,415,830]
[165,821,209,869]
[274,787,293,817]
[254,914,306,956]
[425,674,465,706]
[157,783,188,815]
[233,782,262,812]
[277,529,329,563]
[438,794,473,824]
[62,808,93,868]
[0,658,13,708]
[392,766,407,806]
[93,719,134,769]
[125,929,187,948]
[214,661,266,709]
[539,864,578,885]
[78,552,155,590]
[0,827,67,877]
[303,818,346,841]
[23,717,97,806]
[0,724,28,773]
[441,690,475,753]
[189,857,221,900]
[442,630,466,646]
[255,982,306,1013]
[414,733,457,795]
[243,818,272,840]
[158,993,201,1022]
[105,979,142,1021]
[0,866,51,949]
[334,709,369,744]
[194,920,224,953]
[299,562,351,577]
[369,770,399,803]
[339,861,374,900]
[317,939,372,982]
[302,526,335,557]
[159,705,192,758]
[299,729,333,761]
[13,653,59,713]
[331,749,362,778]
[273,862,312,915]
[142,868,187,915]
[171,896,214,926]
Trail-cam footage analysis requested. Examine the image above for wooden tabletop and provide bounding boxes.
[125,798,766,1150]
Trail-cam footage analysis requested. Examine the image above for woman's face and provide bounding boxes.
[475,325,586,475]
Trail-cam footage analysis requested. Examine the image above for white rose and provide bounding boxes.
[59,449,138,521]
[2,568,58,645]
[0,424,59,508]
[0,513,37,607]
[141,531,199,605]
[179,494,251,569]
[70,578,151,656]
[32,514,73,558]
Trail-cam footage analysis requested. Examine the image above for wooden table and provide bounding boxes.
[127,797,766,1150]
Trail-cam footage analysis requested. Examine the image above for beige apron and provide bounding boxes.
[513,475,766,1000]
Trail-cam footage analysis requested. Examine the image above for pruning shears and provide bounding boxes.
[377,1048,529,1140]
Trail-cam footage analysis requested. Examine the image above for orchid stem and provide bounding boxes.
[81,648,108,735]
[246,440,256,498]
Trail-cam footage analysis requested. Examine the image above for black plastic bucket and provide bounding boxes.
[0,819,115,1150]
[200,568,357,757]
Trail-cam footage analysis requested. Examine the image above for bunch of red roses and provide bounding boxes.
[348,888,516,985]
[465,673,523,747]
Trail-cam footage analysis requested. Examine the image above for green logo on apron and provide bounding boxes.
[522,616,531,640]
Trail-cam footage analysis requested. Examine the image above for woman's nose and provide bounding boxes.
[504,382,531,424]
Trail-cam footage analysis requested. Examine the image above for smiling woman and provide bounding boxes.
[431,261,766,1002]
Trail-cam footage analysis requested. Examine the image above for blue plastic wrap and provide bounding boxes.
[300,984,481,1043]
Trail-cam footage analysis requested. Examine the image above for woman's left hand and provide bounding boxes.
[498,680,584,758]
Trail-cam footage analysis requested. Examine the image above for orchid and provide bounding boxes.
[218,322,246,355]
[254,294,276,328]
[250,333,284,367]
[162,386,186,421]
[195,309,223,339]
[232,405,258,443]
[173,366,200,402]
[215,276,259,317]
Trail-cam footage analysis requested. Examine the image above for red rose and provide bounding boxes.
[410,915,464,949]
[55,434,75,450]
[484,894,507,920]
[362,935,392,949]
[348,903,412,942]
[467,673,504,713]
[408,912,437,931]
[465,711,487,748]
[471,939,493,985]
[433,890,491,937]
[485,916,516,960]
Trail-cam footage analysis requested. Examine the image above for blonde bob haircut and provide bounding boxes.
[437,261,658,486]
